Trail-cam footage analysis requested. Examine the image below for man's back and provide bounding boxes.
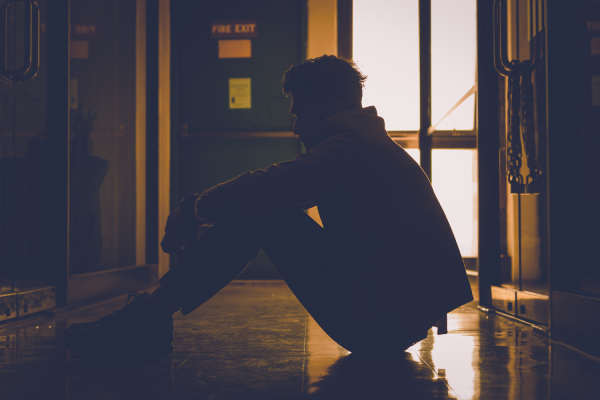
[195,106,473,330]
[307,107,474,328]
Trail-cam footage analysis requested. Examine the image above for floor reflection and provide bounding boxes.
[304,351,458,399]
[303,309,460,398]
[409,333,478,399]
[1,281,600,399]
[304,315,347,394]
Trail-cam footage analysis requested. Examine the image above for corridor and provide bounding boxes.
[1,280,599,399]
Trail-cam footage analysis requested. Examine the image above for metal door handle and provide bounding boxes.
[15,0,38,80]
[493,0,543,76]
[493,0,511,77]
[0,0,39,80]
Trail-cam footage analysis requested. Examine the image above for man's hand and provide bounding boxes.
[160,195,209,254]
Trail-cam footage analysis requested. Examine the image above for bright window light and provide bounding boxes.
[353,0,476,131]
[353,0,419,130]
[432,0,477,130]
[354,0,478,257]
[405,149,478,257]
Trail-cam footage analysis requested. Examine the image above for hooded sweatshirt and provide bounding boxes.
[196,106,474,326]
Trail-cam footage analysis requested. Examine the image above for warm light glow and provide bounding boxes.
[353,0,476,131]
[432,0,476,130]
[408,335,479,398]
[405,149,478,257]
[429,335,479,399]
[353,0,419,130]
[354,1,478,256]
[306,316,347,394]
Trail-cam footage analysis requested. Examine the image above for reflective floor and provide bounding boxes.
[1,280,600,399]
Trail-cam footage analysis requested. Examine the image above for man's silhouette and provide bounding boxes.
[63,55,473,361]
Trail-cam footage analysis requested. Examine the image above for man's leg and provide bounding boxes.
[151,220,264,315]
[156,207,424,354]
[63,218,263,361]
[65,207,425,359]
[254,208,428,354]
[142,207,364,349]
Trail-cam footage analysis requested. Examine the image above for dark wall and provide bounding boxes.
[174,0,302,132]
[172,0,305,278]
[547,0,600,295]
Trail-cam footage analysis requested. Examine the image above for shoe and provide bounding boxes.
[63,290,174,363]
[65,290,150,334]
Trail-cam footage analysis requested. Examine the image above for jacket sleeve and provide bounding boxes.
[195,132,365,222]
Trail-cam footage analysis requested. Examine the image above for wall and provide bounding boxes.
[172,0,306,278]
[307,0,337,58]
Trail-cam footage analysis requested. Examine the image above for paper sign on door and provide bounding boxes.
[229,78,251,109]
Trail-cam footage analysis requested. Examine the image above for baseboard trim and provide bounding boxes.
[67,264,158,310]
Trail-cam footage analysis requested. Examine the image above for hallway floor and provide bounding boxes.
[1,281,600,399]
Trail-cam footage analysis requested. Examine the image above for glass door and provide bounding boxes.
[351,0,479,263]
[67,0,154,306]
[0,0,57,319]
[68,0,138,274]
[1,0,154,313]
[492,0,549,326]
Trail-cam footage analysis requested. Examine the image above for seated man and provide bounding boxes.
[63,55,473,362]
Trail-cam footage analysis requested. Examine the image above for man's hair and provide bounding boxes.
[281,55,367,109]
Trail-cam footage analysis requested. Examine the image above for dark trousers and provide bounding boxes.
[158,207,428,354]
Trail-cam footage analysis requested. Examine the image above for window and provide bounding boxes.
[353,0,478,256]
[405,149,478,257]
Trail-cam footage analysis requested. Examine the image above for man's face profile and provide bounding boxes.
[289,94,334,145]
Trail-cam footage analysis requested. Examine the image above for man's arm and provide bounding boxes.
[195,131,365,222]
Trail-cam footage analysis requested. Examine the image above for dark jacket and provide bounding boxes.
[196,106,474,327]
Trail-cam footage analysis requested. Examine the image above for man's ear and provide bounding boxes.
[326,98,346,117]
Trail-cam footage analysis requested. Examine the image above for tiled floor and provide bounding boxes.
[1,280,600,399]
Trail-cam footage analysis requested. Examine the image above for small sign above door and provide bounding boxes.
[72,23,97,39]
[211,20,257,39]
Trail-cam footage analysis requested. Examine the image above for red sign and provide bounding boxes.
[210,20,257,39]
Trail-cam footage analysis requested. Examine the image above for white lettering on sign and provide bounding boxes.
[234,24,256,33]
[210,20,257,38]
[73,24,96,36]
[586,21,600,31]
[212,24,232,34]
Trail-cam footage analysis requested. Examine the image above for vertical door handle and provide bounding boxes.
[493,0,511,77]
[0,0,38,80]
[15,0,37,80]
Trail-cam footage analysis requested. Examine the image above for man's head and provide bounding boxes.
[281,55,367,144]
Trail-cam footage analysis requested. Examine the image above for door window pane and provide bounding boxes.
[431,0,476,130]
[353,0,476,131]
[69,0,138,273]
[0,0,50,284]
[353,0,419,130]
[405,149,478,257]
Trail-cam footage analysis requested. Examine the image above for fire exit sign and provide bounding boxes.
[210,20,257,39]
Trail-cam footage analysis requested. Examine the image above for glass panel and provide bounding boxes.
[69,0,137,274]
[431,0,476,130]
[498,0,548,296]
[503,193,546,295]
[353,0,476,132]
[0,0,50,286]
[353,0,420,131]
[405,149,478,257]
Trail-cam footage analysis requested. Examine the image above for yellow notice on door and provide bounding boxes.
[229,78,251,109]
